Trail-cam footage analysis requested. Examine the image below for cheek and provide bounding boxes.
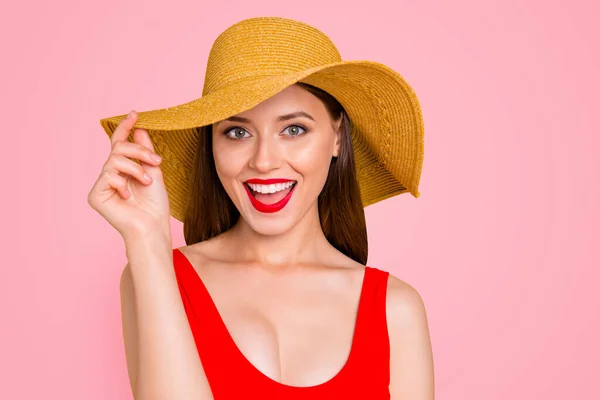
[212,140,248,181]
[286,136,333,181]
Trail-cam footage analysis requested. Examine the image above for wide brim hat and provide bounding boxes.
[99,16,424,223]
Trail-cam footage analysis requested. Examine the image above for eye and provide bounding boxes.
[223,124,307,140]
[282,124,307,137]
[223,126,251,140]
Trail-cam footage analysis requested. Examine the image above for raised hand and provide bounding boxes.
[88,111,172,240]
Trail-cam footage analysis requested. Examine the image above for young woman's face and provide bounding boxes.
[212,84,342,236]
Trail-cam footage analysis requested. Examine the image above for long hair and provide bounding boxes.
[183,82,368,264]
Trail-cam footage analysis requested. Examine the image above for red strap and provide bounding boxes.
[349,267,390,384]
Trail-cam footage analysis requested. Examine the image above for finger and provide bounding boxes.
[133,127,155,153]
[107,154,153,185]
[133,128,162,171]
[112,140,162,167]
[104,169,131,199]
[110,110,138,149]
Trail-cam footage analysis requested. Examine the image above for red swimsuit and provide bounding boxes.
[173,247,391,399]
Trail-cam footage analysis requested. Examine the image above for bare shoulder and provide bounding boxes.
[385,274,428,327]
[175,241,209,259]
[176,232,232,265]
[386,273,435,399]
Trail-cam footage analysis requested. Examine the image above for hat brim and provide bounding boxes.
[99,60,424,222]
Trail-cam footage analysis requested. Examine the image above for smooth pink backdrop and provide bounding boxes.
[1,0,598,398]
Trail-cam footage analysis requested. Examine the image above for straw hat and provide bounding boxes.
[99,16,424,223]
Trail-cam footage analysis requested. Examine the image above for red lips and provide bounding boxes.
[244,178,297,213]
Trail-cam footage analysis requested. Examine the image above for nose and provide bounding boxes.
[248,134,283,173]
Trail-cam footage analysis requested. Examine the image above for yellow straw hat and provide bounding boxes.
[99,16,424,223]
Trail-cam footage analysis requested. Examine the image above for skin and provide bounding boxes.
[177,84,435,398]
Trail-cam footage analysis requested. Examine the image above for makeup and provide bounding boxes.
[244,178,297,213]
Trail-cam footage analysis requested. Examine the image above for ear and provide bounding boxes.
[332,117,343,157]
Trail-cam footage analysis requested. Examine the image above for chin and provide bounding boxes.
[240,195,303,237]
[243,213,300,236]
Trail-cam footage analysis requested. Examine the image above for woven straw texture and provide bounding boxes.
[99,16,425,223]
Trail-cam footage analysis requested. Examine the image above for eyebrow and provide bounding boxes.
[216,111,315,126]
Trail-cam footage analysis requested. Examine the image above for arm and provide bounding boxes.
[120,231,214,400]
[387,275,435,399]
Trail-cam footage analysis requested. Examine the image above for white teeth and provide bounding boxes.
[248,181,295,194]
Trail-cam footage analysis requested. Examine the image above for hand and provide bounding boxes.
[88,110,172,240]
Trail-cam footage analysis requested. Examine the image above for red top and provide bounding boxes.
[173,248,391,399]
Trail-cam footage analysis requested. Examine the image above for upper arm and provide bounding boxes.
[386,275,435,399]
[120,263,139,397]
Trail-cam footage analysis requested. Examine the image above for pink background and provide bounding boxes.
[1,0,598,398]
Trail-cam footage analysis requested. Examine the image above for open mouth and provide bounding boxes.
[243,179,298,213]
[245,181,296,200]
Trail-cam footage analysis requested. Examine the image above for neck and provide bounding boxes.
[226,201,331,267]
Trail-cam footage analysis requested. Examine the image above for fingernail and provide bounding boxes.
[127,110,134,119]
[144,173,152,182]
[151,154,162,163]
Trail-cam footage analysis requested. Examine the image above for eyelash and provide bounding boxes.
[222,124,308,140]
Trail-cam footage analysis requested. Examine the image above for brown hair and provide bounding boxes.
[183,82,368,264]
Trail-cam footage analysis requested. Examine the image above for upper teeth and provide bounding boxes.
[247,181,295,194]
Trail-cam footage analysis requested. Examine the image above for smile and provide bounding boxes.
[243,178,297,213]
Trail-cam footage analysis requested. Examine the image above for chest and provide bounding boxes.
[197,266,364,387]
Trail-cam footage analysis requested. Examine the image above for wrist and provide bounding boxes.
[123,224,172,249]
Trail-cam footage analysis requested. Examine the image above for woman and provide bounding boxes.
[89,17,433,399]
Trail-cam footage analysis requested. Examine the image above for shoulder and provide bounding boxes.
[175,231,239,265]
[385,274,428,328]
[174,240,217,269]
[385,273,435,398]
